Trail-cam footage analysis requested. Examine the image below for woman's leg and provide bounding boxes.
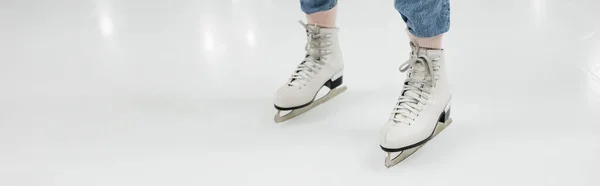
[272,0,344,123]
[300,0,338,27]
[379,0,453,168]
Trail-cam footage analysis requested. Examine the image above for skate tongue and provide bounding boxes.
[289,21,331,87]
[289,60,319,86]
[393,62,428,123]
[408,62,427,81]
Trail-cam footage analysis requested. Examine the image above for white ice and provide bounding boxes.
[1,0,599,186]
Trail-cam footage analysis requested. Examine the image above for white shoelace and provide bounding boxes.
[392,48,440,125]
[288,21,333,87]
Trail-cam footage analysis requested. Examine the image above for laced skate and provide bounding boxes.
[273,21,346,123]
[380,42,453,168]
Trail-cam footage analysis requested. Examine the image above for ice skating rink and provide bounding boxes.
[1,0,600,185]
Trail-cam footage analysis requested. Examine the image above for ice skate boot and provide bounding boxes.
[273,21,346,123]
[379,42,453,168]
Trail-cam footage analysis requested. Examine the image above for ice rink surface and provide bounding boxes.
[1,0,600,185]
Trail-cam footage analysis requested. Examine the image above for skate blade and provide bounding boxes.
[274,86,347,123]
[384,118,453,168]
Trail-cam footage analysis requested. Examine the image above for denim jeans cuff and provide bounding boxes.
[301,0,337,14]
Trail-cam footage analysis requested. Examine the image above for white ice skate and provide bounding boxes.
[273,21,346,123]
[379,42,453,168]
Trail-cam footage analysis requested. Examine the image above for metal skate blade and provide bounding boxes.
[385,148,419,168]
[274,110,297,123]
[273,86,347,123]
[384,118,453,168]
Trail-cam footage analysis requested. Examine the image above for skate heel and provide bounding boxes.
[324,71,343,89]
[438,103,451,123]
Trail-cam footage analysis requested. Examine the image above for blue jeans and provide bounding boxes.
[300,0,450,38]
